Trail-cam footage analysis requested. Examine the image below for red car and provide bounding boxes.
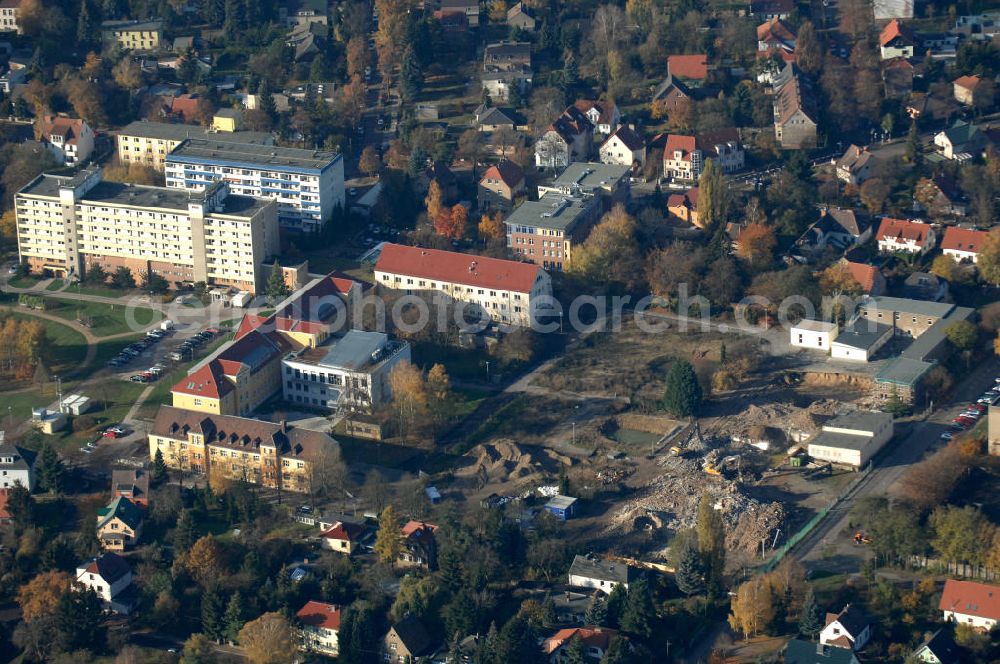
[968,404,987,413]
[102,425,126,438]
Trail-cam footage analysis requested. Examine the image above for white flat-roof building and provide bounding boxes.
[790,320,838,350]
[282,330,410,411]
[165,138,344,232]
[830,321,894,362]
[808,410,893,469]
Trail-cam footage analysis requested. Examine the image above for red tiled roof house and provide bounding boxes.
[875,217,936,255]
[320,521,366,555]
[478,160,526,212]
[939,579,1000,631]
[297,600,342,656]
[941,227,989,264]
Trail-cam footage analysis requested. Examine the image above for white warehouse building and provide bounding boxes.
[790,319,838,350]
[807,410,894,469]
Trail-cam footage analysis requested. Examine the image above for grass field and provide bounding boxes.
[73,284,133,298]
[4,311,89,375]
[45,279,66,291]
[45,297,161,337]
[9,274,43,288]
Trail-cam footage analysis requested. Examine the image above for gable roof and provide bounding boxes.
[757,17,797,43]
[401,520,439,538]
[773,64,817,125]
[543,627,618,654]
[939,579,1000,621]
[0,443,34,471]
[879,19,914,46]
[78,552,131,585]
[96,496,143,531]
[664,134,697,159]
[668,187,698,210]
[321,521,366,542]
[111,469,149,501]
[668,54,708,80]
[573,99,617,125]
[876,217,932,246]
[389,616,433,655]
[481,160,525,187]
[941,227,988,254]
[824,604,871,637]
[785,639,859,664]
[939,120,983,146]
[549,105,593,142]
[953,74,981,91]
[844,261,880,294]
[569,554,636,585]
[836,145,873,174]
[604,125,645,151]
[652,74,692,102]
[477,106,518,126]
[375,243,543,294]
[817,208,866,236]
[151,405,335,462]
[169,94,201,121]
[297,600,342,631]
[38,115,89,146]
[914,629,961,664]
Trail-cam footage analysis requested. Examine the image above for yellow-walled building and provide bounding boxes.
[101,19,163,51]
[149,406,336,493]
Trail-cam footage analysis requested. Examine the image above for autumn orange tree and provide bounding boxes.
[425,180,443,221]
[735,223,777,269]
[433,205,467,240]
[478,212,505,245]
[346,36,370,78]
[818,262,863,296]
[238,612,296,664]
[184,534,224,587]
[389,361,430,436]
[359,146,381,179]
[17,571,71,622]
[570,205,643,289]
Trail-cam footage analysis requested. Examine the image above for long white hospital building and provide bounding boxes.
[15,167,279,294]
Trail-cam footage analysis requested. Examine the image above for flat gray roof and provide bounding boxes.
[833,321,893,350]
[317,330,388,371]
[504,192,592,231]
[876,356,935,386]
[568,555,635,584]
[19,174,269,217]
[794,319,837,333]
[168,138,340,171]
[546,495,578,509]
[901,306,975,361]
[547,162,630,192]
[809,430,871,451]
[864,296,955,319]
[823,410,890,433]
[118,121,274,145]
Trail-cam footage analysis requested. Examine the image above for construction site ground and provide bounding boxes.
[429,321,873,568]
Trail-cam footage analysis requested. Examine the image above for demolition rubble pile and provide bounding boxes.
[605,453,785,558]
[460,440,573,483]
[702,400,842,443]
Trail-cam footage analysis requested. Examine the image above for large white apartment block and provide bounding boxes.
[165,138,344,232]
[282,329,411,412]
[374,243,553,328]
[15,168,279,294]
[116,121,274,170]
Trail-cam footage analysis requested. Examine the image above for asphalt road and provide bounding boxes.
[793,355,1000,571]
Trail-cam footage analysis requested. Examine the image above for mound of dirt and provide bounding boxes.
[460,440,572,484]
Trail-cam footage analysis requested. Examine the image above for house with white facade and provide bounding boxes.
[790,320,838,350]
[374,243,553,327]
[879,20,915,59]
[662,128,744,181]
[0,443,34,490]
[567,554,637,595]
[37,115,95,166]
[820,604,874,651]
[939,579,1000,631]
[940,227,989,263]
[75,552,135,614]
[599,125,646,168]
[297,600,341,657]
[573,99,621,136]
[875,217,936,254]
[535,105,593,169]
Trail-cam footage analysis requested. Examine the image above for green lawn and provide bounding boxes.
[73,284,133,298]
[9,274,43,288]
[45,297,161,337]
[45,279,67,291]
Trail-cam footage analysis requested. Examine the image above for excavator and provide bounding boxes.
[853,531,872,545]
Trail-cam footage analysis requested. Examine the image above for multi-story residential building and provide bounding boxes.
[37,115,95,166]
[165,138,345,232]
[15,168,280,293]
[399,521,439,569]
[875,217,936,254]
[953,75,984,106]
[940,227,988,263]
[171,274,360,416]
[535,105,593,169]
[115,120,274,171]
[75,553,134,614]
[773,63,818,149]
[148,405,335,493]
[96,496,143,551]
[297,601,342,657]
[282,330,411,412]
[0,0,22,34]
[504,193,599,271]
[381,616,434,664]
[481,41,532,102]
[600,125,646,168]
[374,243,553,327]
[478,160,526,212]
[879,19,915,59]
[662,128,744,181]
[116,121,274,170]
[536,161,631,201]
[0,442,34,490]
[101,19,163,50]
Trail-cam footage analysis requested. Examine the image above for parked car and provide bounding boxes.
[168,352,185,362]
[129,375,149,383]
[940,432,953,440]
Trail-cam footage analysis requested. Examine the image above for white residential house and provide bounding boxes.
[940,227,988,264]
[875,217,936,254]
[75,553,135,614]
[297,600,341,657]
[567,554,636,595]
[939,579,1000,631]
[599,126,646,168]
[36,115,95,166]
[535,106,593,169]
[0,443,34,490]
[790,320,838,350]
[820,604,874,651]
[574,99,621,136]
